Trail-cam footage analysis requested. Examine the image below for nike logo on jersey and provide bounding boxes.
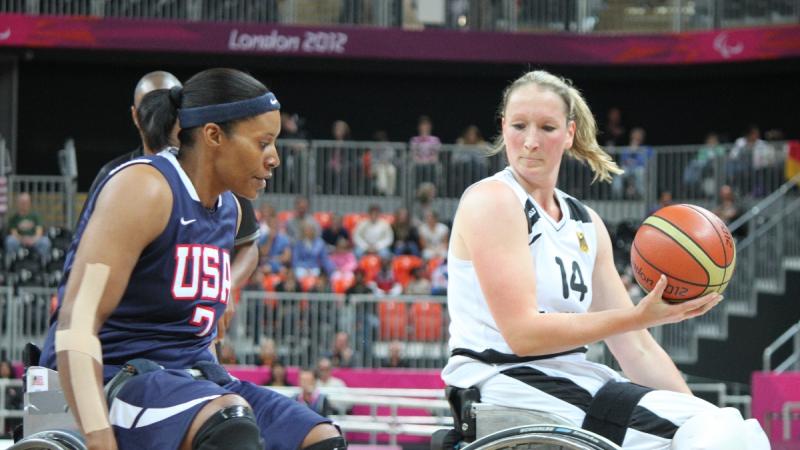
[529,233,542,246]
[180,218,197,225]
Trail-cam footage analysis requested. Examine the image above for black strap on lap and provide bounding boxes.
[581,381,651,446]
[193,361,233,386]
[104,358,163,405]
[451,347,587,364]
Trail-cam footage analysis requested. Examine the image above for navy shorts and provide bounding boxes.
[108,369,330,450]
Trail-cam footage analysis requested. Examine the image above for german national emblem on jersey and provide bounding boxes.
[577,232,589,252]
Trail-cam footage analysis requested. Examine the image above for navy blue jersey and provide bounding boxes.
[40,150,237,381]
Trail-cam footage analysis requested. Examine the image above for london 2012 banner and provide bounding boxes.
[0,13,799,65]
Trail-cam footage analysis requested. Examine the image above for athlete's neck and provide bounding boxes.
[177,148,223,209]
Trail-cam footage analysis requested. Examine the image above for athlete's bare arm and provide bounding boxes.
[453,181,720,357]
[55,165,172,450]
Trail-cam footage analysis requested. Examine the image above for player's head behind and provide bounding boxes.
[132,71,182,154]
[137,68,281,200]
[492,70,621,184]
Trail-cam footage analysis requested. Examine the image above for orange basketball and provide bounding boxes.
[631,204,736,302]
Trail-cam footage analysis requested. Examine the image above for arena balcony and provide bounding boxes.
[0,0,798,33]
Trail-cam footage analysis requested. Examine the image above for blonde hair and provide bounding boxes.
[491,70,622,183]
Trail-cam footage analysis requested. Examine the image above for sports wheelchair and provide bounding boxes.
[431,387,621,450]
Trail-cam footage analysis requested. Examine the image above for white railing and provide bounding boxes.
[763,320,800,373]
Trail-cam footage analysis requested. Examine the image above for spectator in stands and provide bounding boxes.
[430,257,448,296]
[328,331,359,368]
[345,269,373,295]
[603,106,627,147]
[452,125,490,194]
[418,210,449,260]
[309,273,331,293]
[276,270,301,293]
[611,127,653,199]
[326,120,352,194]
[321,214,350,249]
[5,192,51,260]
[352,204,394,259]
[370,256,402,295]
[280,112,310,192]
[757,128,785,196]
[259,210,292,274]
[296,369,338,417]
[647,190,673,216]
[286,195,320,241]
[414,181,437,224]
[404,267,432,295]
[381,341,410,368]
[315,357,346,389]
[329,236,357,277]
[218,343,238,365]
[410,115,442,187]
[714,184,743,226]
[391,207,421,256]
[257,338,278,367]
[728,125,772,195]
[0,359,21,437]
[292,222,335,278]
[258,201,276,235]
[371,130,398,196]
[683,132,726,197]
[265,359,293,387]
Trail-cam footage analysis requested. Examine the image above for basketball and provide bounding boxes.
[631,204,736,302]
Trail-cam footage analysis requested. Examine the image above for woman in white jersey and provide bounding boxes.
[442,71,769,450]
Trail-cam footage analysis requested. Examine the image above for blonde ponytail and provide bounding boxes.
[491,70,622,183]
[565,86,623,183]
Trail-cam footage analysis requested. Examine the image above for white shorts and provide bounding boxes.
[442,354,718,450]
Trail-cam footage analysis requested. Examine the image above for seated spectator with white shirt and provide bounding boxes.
[352,204,394,259]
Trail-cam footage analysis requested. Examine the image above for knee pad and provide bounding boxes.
[303,435,347,450]
[193,405,263,450]
[670,407,769,450]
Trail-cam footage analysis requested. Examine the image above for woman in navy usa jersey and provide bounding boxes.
[442,71,769,449]
[39,69,344,450]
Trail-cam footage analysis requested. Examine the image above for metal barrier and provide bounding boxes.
[254,140,790,227]
[0,378,23,439]
[227,292,450,369]
[1,0,797,31]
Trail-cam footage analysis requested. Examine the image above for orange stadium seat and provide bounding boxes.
[277,210,295,226]
[358,254,382,281]
[379,301,408,340]
[411,302,443,341]
[331,271,355,293]
[299,275,318,292]
[262,273,283,292]
[426,257,444,277]
[342,212,368,234]
[392,255,423,287]
[313,211,334,229]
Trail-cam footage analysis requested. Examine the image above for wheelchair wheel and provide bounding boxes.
[463,425,620,450]
[8,430,87,450]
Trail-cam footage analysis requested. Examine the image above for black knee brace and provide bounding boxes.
[193,405,263,450]
[303,436,347,450]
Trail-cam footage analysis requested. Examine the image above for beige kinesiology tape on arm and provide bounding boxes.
[55,263,112,434]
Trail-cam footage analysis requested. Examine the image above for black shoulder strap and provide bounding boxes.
[565,197,592,223]
[581,381,651,445]
[524,199,540,234]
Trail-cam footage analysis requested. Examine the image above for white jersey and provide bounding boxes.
[446,167,598,360]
